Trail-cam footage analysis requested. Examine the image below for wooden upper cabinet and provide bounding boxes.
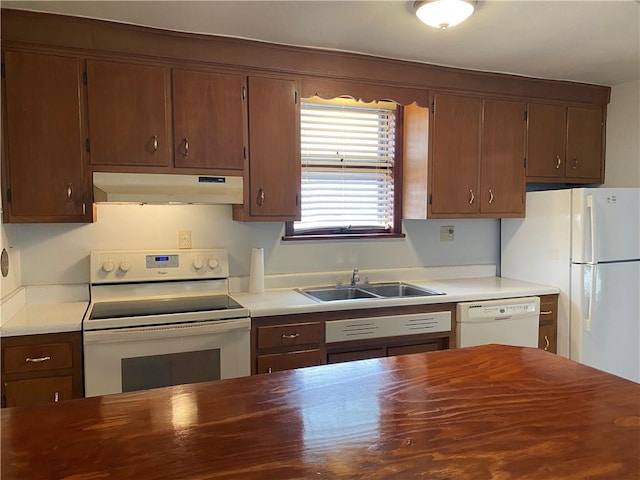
[526,103,604,183]
[234,75,300,221]
[86,60,171,167]
[172,69,246,171]
[405,94,525,219]
[2,51,90,223]
[480,99,526,216]
[566,106,604,181]
[526,103,566,179]
[429,93,482,216]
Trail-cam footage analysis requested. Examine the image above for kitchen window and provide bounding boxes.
[285,97,403,239]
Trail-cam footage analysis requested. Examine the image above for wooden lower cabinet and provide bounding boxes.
[327,338,447,365]
[538,294,559,353]
[1,332,83,408]
[252,304,456,375]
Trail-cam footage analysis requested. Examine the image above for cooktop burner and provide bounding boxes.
[89,295,244,320]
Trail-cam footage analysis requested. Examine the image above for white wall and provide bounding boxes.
[603,80,640,187]
[4,204,499,286]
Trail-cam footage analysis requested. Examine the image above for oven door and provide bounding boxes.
[83,318,250,397]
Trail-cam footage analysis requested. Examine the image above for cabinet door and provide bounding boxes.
[256,349,322,374]
[327,348,386,364]
[172,69,246,170]
[86,60,171,166]
[4,376,73,408]
[246,76,300,219]
[3,51,90,223]
[429,93,481,216]
[480,99,526,216]
[566,106,604,181]
[526,103,566,179]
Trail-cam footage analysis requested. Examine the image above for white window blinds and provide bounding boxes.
[295,100,396,234]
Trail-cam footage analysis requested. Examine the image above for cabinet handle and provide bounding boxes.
[54,392,60,403]
[66,183,73,201]
[468,189,475,205]
[540,310,553,315]
[152,134,158,153]
[268,367,272,374]
[282,333,300,340]
[257,188,265,206]
[183,137,189,157]
[571,157,578,170]
[488,189,494,204]
[25,356,51,363]
[555,155,562,169]
[544,335,550,351]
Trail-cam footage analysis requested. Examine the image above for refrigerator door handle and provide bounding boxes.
[586,264,597,332]
[586,194,596,264]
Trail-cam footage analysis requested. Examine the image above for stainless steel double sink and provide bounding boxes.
[296,282,445,302]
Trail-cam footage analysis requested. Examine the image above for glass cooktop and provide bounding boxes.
[89,295,245,320]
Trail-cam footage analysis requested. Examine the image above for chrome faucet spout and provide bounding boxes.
[350,268,360,287]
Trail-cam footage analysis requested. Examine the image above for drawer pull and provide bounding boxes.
[540,310,553,315]
[544,335,550,351]
[281,333,300,340]
[25,356,51,363]
[54,392,59,403]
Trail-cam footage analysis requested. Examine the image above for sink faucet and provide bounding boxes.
[350,268,360,287]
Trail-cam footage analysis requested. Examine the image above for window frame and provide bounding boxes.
[283,101,404,241]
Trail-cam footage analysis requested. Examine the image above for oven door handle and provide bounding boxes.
[84,319,250,344]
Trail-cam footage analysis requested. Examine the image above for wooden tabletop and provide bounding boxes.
[2,344,639,479]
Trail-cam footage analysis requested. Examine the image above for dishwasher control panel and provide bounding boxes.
[468,301,537,319]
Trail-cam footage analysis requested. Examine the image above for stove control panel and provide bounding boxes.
[91,249,230,284]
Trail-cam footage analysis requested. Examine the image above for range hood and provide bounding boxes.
[93,172,243,204]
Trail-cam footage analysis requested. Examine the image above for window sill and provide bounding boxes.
[281,232,406,241]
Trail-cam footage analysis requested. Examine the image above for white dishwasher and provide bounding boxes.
[456,297,540,348]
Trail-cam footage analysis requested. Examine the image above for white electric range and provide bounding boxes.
[82,248,250,397]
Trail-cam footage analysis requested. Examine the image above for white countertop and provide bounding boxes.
[1,285,89,337]
[231,276,560,317]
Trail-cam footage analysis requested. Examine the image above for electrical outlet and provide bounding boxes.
[178,230,192,249]
[440,225,454,242]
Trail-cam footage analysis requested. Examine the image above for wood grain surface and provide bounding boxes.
[2,344,639,479]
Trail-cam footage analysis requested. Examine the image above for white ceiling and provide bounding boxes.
[3,0,639,86]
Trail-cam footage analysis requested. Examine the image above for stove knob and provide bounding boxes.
[193,258,204,270]
[101,260,115,273]
[118,260,131,272]
[208,258,219,270]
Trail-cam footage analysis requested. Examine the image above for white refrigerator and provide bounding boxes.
[501,188,640,383]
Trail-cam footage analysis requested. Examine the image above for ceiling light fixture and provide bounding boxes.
[414,0,475,30]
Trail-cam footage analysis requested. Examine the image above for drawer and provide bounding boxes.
[4,376,73,408]
[4,343,73,374]
[257,322,323,349]
[539,296,558,325]
[256,349,323,374]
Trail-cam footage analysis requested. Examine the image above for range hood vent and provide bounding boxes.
[93,172,243,205]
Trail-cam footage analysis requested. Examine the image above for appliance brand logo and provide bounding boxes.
[157,270,169,276]
[606,195,617,204]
